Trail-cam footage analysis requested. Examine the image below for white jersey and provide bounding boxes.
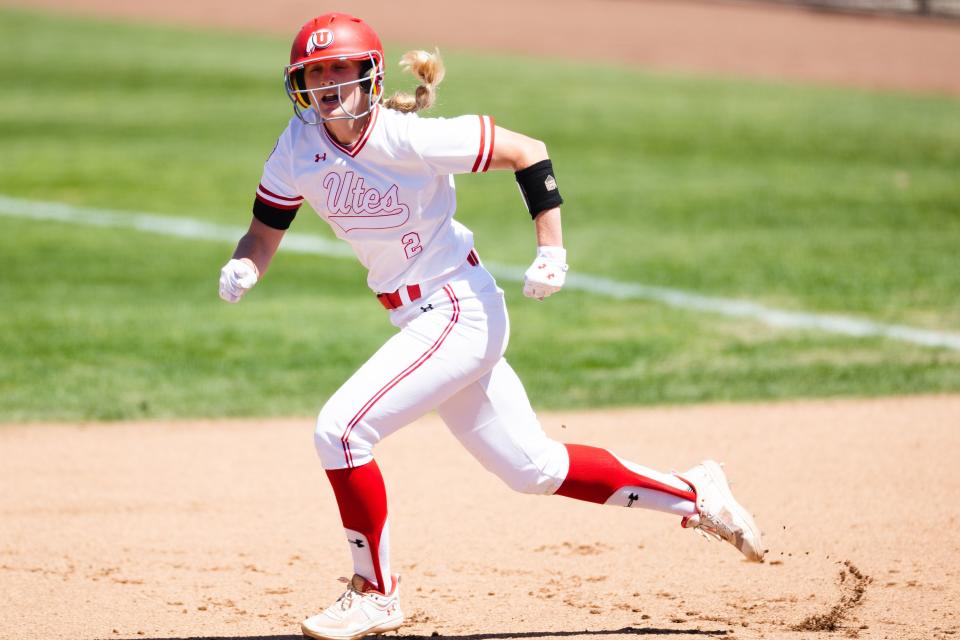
[253,105,496,293]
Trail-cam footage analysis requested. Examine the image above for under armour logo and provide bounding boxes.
[315,153,327,163]
[420,304,434,313]
[349,538,365,548]
[627,492,640,508]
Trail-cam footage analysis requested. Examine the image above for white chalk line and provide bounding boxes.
[2,194,958,351]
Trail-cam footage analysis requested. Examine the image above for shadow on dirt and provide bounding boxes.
[127,626,730,640]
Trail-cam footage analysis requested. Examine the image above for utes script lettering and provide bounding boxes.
[322,171,411,233]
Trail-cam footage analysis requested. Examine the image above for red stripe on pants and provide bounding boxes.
[341,285,461,467]
[326,460,388,593]
[555,444,695,504]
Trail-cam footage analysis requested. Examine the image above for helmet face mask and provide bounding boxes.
[285,52,384,124]
[284,13,385,125]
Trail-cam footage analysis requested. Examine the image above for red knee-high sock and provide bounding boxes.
[556,444,695,507]
[325,459,391,593]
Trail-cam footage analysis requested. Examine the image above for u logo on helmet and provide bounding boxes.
[306,29,335,54]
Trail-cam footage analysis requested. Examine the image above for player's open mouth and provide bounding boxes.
[320,94,339,105]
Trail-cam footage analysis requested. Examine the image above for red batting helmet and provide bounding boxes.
[284,13,385,124]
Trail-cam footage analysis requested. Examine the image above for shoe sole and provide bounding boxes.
[301,615,404,640]
[701,460,764,562]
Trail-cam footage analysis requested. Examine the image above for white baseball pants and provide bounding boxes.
[315,261,569,493]
[314,259,697,593]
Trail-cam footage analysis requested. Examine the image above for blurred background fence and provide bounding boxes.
[756,0,960,18]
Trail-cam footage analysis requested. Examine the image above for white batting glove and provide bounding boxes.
[219,258,259,303]
[523,246,568,300]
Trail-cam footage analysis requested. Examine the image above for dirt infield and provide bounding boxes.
[2,2,959,639]
[2,395,959,640]
[8,0,960,95]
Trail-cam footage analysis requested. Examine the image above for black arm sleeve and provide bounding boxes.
[252,198,299,230]
[515,159,564,219]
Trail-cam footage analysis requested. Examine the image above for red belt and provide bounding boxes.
[377,284,422,310]
[377,250,479,310]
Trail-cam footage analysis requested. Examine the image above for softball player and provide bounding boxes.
[218,13,763,640]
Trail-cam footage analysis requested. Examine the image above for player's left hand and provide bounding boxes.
[523,246,567,300]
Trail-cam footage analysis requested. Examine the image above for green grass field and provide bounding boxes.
[2,8,959,421]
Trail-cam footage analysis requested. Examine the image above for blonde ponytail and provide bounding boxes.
[383,48,445,113]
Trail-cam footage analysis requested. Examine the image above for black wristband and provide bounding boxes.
[515,159,563,219]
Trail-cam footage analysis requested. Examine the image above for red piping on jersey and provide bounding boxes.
[323,105,379,158]
[340,285,461,467]
[483,117,496,173]
[257,184,302,202]
[256,184,303,210]
[471,116,486,173]
[255,195,302,211]
[471,115,495,173]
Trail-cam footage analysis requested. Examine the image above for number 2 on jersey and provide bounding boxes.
[402,232,422,259]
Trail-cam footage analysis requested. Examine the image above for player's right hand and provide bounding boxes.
[219,258,259,303]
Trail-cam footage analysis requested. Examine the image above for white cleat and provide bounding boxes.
[301,574,404,640]
[676,460,765,562]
